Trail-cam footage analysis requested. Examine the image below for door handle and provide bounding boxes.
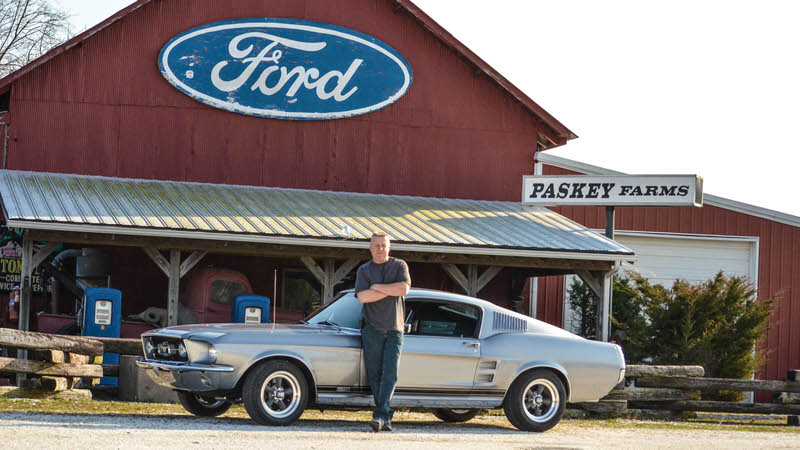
[463,342,480,349]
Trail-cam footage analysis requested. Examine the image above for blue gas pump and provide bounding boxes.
[233,295,271,324]
[81,287,122,386]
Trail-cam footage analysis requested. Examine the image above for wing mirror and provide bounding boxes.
[404,323,412,333]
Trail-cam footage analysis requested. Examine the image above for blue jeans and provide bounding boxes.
[361,324,403,421]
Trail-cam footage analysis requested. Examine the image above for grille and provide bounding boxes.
[493,312,528,331]
[143,336,188,362]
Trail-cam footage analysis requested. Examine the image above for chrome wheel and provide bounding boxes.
[260,370,301,418]
[522,378,559,423]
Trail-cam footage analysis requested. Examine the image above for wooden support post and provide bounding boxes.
[145,248,203,326]
[323,259,335,305]
[476,266,503,293]
[16,234,34,386]
[442,264,503,297]
[442,264,469,294]
[598,270,612,342]
[30,242,60,270]
[167,249,180,327]
[577,269,613,342]
[605,206,616,240]
[143,247,171,276]
[180,250,207,278]
[467,264,478,297]
[301,257,361,304]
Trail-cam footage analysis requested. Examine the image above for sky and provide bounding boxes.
[59,0,800,217]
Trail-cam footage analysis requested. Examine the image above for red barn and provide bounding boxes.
[0,0,795,388]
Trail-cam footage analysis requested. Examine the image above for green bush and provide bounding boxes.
[567,271,776,399]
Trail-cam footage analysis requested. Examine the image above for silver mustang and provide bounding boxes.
[137,288,625,432]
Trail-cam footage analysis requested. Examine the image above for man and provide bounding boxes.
[355,232,411,432]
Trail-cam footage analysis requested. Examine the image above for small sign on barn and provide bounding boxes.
[522,175,703,207]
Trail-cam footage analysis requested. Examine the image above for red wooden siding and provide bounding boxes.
[4,0,541,203]
[539,165,800,382]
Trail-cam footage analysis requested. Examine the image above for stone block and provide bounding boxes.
[118,355,178,403]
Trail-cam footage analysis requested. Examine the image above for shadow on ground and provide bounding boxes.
[0,411,517,434]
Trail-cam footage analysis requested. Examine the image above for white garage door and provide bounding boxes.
[613,232,758,286]
[563,231,758,331]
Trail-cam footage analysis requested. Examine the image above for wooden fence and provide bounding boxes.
[0,328,142,399]
[570,365,800,425]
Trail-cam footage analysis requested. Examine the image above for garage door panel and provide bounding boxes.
[563,233,758,332]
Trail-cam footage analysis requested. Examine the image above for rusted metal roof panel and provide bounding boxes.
[0,170,633,257]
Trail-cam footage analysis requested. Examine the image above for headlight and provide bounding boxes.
[178,342,188,358]
[208,345,218,364]
[144,340,154,356]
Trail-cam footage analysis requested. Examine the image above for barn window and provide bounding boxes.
[0,90,9,113]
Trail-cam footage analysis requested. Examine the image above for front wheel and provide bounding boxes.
[176,391,233,417]
[242,360,308,426]
[503,369,566,432]
[432,408,480,423]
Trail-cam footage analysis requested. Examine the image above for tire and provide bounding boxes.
[432,408,480,423]
[176,391,233,417]
[242,360,308,426]
[503,369,566,432]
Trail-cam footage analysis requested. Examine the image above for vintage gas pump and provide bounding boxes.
[80,287,122,385]
[233,295,271,324]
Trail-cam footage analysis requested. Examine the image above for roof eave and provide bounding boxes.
[6,219,636,263]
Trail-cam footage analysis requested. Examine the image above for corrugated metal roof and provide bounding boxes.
[0,170,633,259]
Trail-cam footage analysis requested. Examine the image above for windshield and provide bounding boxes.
[305,292,363,329]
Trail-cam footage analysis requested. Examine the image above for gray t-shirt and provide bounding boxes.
[354,257,411,332]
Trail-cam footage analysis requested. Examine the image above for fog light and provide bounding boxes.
[208,345,217,364]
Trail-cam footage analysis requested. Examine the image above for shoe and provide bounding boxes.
[369,417,383,432]
[383,420,393,432]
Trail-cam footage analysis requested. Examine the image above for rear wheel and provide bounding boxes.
[432,408,480,423]
[503,369,566,432]
[176,391,233,417]
[242,360,308,426]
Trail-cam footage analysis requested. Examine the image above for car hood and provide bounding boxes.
[143,322,327,340]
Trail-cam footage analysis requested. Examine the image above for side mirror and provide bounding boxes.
[404,323,412,334]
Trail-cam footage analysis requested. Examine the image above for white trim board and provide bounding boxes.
[6,219,636,263]
[536,152,800,228]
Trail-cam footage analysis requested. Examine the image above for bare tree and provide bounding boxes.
[0,0,71,77]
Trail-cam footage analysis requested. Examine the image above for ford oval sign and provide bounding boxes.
[159,18,413,120]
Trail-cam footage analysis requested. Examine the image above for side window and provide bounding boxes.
[209,280,249,305]
[405,300,481,338]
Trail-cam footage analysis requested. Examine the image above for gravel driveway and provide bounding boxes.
[1,410,798,449]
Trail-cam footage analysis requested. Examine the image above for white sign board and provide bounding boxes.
[244,307,262,324]
[94,300,112,325]
[522,175,703,207]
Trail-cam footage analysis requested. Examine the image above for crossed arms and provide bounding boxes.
[357,282,410,304]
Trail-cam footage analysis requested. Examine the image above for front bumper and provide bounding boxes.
[136,359,235,392]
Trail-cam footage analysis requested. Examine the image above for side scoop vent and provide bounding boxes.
[493,312,528,331]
